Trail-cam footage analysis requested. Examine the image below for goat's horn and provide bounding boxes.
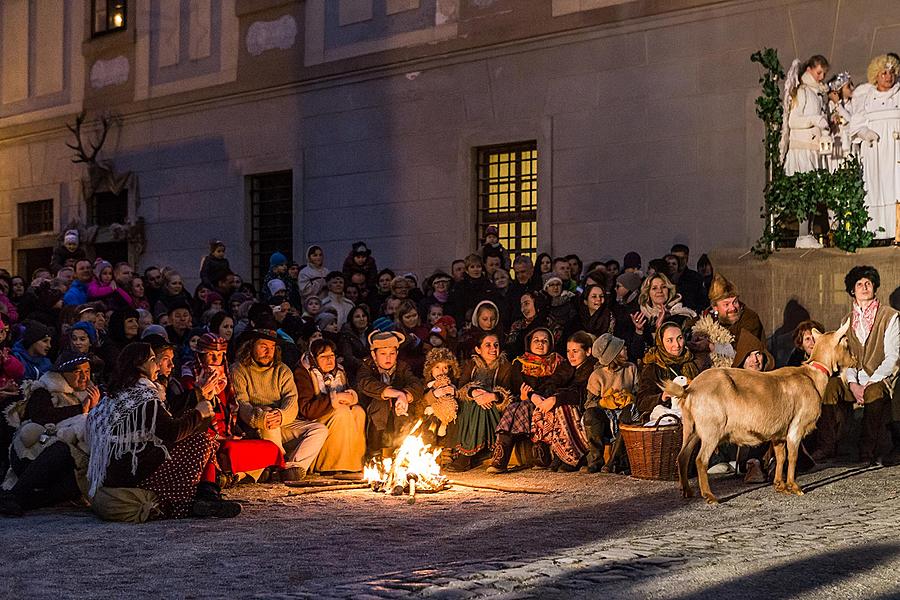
[835,318,850,337]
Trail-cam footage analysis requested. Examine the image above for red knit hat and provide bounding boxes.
[197,333,228,352]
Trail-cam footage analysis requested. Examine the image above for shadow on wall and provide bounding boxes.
[768,298,810,367]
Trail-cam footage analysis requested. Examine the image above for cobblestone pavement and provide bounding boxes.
[2,463,898,599]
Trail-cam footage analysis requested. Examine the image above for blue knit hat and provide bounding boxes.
[69,321,98,345]
[269,252,287,268]
[372,316,397,333]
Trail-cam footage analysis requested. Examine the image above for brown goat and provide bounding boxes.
[665,320,854,504]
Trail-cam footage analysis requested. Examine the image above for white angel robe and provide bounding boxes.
[849,83,900,240]
[784,72,829,175]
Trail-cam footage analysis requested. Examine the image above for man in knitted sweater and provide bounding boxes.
[232,329,327,481]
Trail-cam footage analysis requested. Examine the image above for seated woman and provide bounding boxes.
[505,291,552,358]
[181,333,284,485]
[637,321,701,417]
[449,332,513,472]
[0,351,99,516]
[457,299,504,361]
[87,342,240,519]
[98,308,141,383]
[583,334,638,473]
[338,305,371,386]
[628,273,696,362]
[394,300,429,376]
[575,283,615,338]
[295,339,366,475]
[530,331,597,472]
[489,327,562,473]
[786,319,825,367]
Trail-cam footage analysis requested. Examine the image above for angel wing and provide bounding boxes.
[779,58,802,162]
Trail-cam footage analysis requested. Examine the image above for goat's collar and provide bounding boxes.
[807,360,831,376]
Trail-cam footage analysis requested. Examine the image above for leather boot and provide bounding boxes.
[487,433,514,473]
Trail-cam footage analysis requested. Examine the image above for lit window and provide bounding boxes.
[476,142,538,261]
[93,0,127,36]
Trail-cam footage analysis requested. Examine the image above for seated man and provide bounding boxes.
[231,329,327,481]
[0,351,100,515]
[824,266,899,465]
[356,331,423,456]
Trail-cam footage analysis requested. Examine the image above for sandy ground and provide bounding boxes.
[1,463,898,599]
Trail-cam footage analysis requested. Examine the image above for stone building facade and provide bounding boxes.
[1,0,899,286]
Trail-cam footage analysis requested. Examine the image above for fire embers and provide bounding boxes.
[364,421,449,503]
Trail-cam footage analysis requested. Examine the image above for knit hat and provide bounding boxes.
[352,242,371,257]
[64,229,79,245]
[51,350,90,373]
[368,330,406,350]
[372,316,397,333]
[269,252,287,268]
[205,291,223,306]
[267,278,286,296]
[708,273,739,304]
[616,272,642,293]
[197,332,228,353]
[70,321,98,345]
[246,328,279,342]
[592,333,625,366]
[543,276,563,290]
[93,258,112,279]
[316,311,338,330]
[623,251,641,271]
[21,321,52,349]
[485,225,499,237]
[229,292,250,306]
[140,324,170,342]
[429,323,448,342]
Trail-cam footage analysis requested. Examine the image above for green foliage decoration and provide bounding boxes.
[750,48,875,256]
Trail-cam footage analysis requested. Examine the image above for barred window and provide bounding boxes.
[249,171,293,288]
[476,142,538,262]
[17,199,54,236]
[92,0,127,36]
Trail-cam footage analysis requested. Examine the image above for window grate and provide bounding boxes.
[92,0,127,36]
[18,199,54,236]
[249,171,293,289]
[476,142,538,262]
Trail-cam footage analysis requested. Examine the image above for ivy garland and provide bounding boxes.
[750,48,875,256]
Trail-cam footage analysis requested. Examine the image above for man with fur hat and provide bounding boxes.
[0,351,99,515]
[356,330,424,456]
[694,274,765,366]
[231,329,327,481]
[822,266,899,465]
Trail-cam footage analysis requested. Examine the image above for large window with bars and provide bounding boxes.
[475,142,538,261]
[17,199,54,236]
[249,171,293,288]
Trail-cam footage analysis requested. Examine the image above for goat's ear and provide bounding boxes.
[835,318,851,339]
[811,328,823,342]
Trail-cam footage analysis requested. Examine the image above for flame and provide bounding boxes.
[364,420,447,493]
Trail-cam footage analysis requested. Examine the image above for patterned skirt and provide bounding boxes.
[139,431,217,519]
[496,400,534,436]
[531,404,590,466]
[454,400,502,457]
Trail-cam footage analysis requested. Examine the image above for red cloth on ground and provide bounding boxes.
[219,438,284,474]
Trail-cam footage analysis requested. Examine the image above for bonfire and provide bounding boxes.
[364,421,449,503]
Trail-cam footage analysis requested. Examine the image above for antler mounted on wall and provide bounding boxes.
[65,111,133,198]
[65,111,113,167]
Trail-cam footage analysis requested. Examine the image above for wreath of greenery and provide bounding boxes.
[750,48,876,256]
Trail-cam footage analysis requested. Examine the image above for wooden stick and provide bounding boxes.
[448,480,548,494]
[285,483,370,495]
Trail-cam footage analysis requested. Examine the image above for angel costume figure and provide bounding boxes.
[849,54,900,242]
[782,55,831,175]
[827,71,855,167]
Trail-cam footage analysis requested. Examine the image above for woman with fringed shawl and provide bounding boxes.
[87,342,239,519]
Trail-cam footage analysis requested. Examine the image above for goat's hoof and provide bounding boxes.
[787,484,804,496]
[773,481,786,493]
[703,495,719,505]
[681,488,694,499]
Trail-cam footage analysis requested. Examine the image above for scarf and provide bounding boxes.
[642,327,699,380]
[514,351,561,378]
[309,364,349,396]
[87,378,169,497]
[640,296,696,324]
[433,290,449,303]
[852,299,879,338]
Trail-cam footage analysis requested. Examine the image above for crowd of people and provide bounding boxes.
[783,52,900,244]
[0,226,896,521]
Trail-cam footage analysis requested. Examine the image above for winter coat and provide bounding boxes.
[11,341,51,381]
[199,255,231,288]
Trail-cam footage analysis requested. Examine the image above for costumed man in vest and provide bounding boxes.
[356,330,424,457]
[822,266,899,465]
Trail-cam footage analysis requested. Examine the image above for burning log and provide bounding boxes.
[364,420,448,499]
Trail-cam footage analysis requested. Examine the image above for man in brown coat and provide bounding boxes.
[821,266,899,465]
[356,330,424,456]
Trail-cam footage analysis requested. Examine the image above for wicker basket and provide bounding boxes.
[619,414,683,481]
